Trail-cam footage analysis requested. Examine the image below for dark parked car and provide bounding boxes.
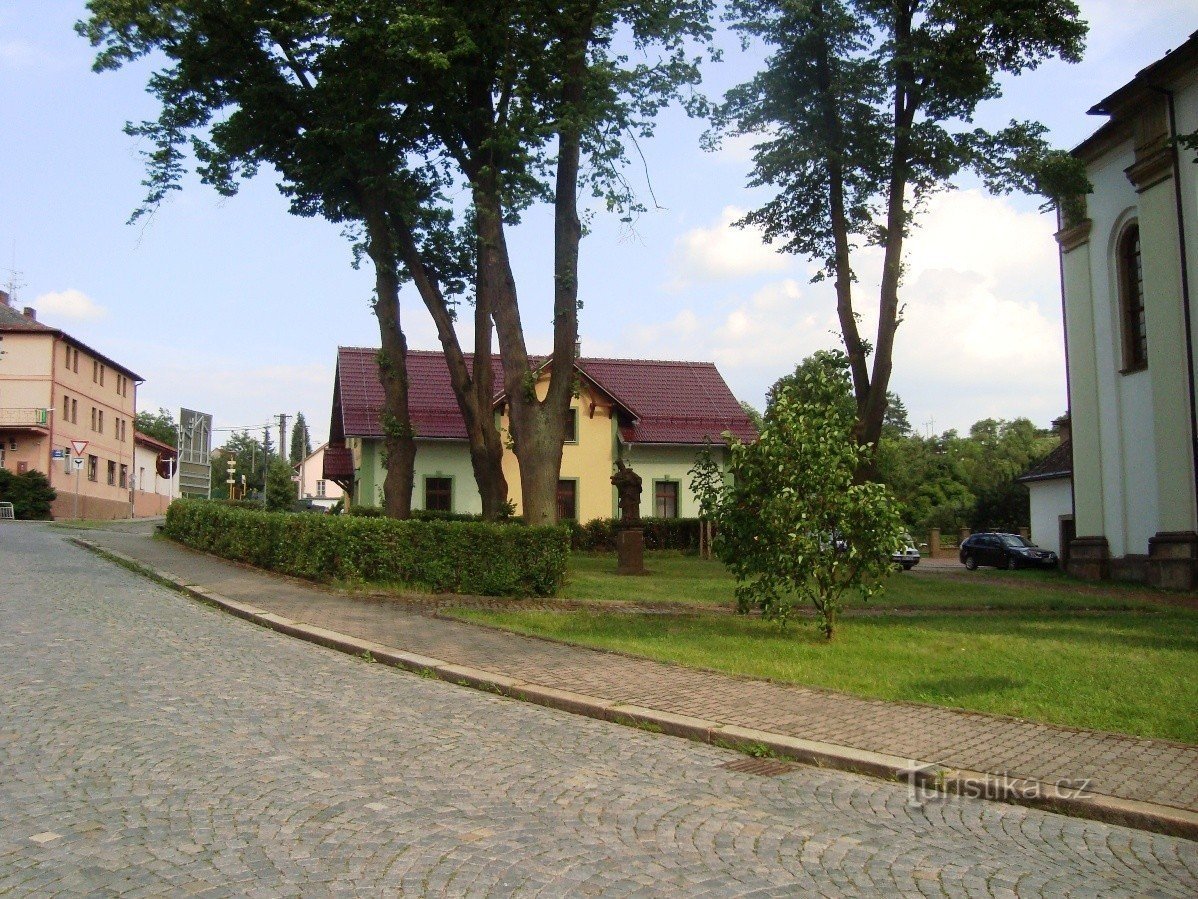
[959,533,1058,570]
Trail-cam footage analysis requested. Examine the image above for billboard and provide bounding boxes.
[178,408,213,498]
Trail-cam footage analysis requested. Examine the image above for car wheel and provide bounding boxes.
[1006,556,1019,571]
[903,562,915,571]
[964,555,978,571]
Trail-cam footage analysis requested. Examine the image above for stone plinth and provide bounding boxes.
[617,528,646,575]
[1147,531,1198,591]
[1067,535,1110,581]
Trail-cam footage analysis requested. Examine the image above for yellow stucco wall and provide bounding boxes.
[499,373,617,521]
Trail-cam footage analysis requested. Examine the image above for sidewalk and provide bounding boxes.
[73,524,1198,839]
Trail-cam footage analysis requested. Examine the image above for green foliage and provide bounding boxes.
[164,499,569,597]
[0,469,57,520]
[693,351,905,638]
[290,412,312,464]
[874,412,1056,535]
[134,407,177,447]
[711,0,1087,446]
[264,460,297,512]
[569,517,702,553]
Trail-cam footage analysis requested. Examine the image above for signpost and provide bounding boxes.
[70,440,88,520]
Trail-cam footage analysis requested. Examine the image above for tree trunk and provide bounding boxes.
[360,194,415,518]
[389,208,508,519]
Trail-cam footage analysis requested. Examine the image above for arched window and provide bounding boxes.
[1117,223,1148,371]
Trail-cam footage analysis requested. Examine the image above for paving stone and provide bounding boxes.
[3,523,1194,896]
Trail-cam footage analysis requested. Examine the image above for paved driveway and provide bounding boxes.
[1,523,1194,897]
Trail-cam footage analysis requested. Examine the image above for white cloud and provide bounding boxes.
[625,190,1066,431]
[33,289,108,321]
[667,206,792,287]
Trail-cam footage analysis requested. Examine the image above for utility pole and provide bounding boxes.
[277,413,290,464]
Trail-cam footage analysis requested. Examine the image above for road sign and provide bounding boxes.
[51,449,65,459]
[72,457,85,470]
[71,440,88,456]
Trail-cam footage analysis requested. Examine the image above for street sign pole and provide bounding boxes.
[73,458,83,519]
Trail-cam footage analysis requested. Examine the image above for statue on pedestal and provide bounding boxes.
[611,459,642,527]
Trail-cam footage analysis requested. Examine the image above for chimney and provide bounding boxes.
[574,339,581,359]
[1053,414,1071,444]
[22,306,36,321]
[0,289,9,307]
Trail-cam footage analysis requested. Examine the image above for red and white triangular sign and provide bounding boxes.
[71,440,89,456]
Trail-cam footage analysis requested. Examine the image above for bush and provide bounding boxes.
[164,499,569,596]
[0,469,57,519]
[570,517,701,552]
[265,459,297,512]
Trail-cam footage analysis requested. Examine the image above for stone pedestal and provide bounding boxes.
[1068,535,1110,581]
[617,528,646,575]
[1147,530,1198,590]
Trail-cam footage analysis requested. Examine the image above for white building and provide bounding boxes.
[1055,32,1198,589]
[296,443,343,510]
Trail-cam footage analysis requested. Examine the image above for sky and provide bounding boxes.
[2,1,1197,447]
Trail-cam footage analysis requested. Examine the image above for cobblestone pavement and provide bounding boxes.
[1,527,1195,896]
[77,523,1198,817]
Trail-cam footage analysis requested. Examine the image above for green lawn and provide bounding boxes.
[449,605,1198,742]
[562,552,1165,611]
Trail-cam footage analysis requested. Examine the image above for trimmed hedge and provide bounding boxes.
[164,499,569,596]
[570,517,702,553]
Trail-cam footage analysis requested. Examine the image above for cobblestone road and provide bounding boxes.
[2,524,1195,897]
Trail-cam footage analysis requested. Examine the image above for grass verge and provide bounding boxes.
[447,606,1198,743]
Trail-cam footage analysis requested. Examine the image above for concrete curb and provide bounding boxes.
[72,537,1198,842]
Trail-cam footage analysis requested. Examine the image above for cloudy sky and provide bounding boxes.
[2,1,1197,445]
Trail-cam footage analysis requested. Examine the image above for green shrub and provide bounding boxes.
[164,499,569,596]
[347,505,384,517]
[571,517,701,552]
[265,459,296,511]
[0,469,57,520]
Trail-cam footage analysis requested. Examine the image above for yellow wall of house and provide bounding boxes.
[499,373,618,522]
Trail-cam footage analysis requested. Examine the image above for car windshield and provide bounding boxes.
[1000,535,1031,548]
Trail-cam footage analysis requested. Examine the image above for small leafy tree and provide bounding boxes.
[264,459,296,512]
[0,469,57,520]
[134,408,178,447]
[695,351,904,638]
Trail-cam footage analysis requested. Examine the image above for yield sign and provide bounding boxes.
[71,440,89,457]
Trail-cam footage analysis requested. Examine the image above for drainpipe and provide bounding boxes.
[1156,86,1198,528]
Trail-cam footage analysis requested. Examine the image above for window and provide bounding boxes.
[139,466,146,491]
[565,407,578,443]
[316,480,327,498]
[98,410,104,433]
[556,479,577,521]
[107,460,116,485]
[71,398,77,423]
[92,360,98,382]
[90,407,96,431]
[119,464,128,488]
[73,348,78,373]
[654,481,679,518]
[87,454,98,482]
[99,364,105,387]
[424,476,452,512]
[64,344,70,368]
[1117,223,1148,371]
[63,395,70,421]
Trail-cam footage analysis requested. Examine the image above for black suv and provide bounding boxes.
[959,533,1058,570]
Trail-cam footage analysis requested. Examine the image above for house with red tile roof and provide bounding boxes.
[324,348,756,520]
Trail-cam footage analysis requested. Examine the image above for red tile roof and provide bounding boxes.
[333,347,756,445]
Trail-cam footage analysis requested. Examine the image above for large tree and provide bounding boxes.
[714,0,1087,452]
[392,1,713,523]
[79,0,478,518]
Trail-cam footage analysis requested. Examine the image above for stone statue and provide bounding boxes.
[611,460,642,526]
